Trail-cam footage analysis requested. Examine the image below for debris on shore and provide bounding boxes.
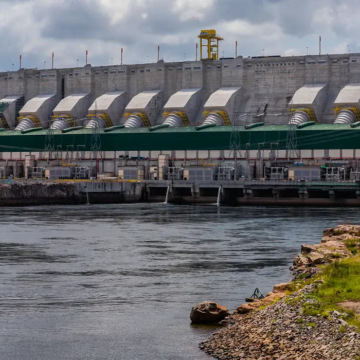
[199,225,360,359]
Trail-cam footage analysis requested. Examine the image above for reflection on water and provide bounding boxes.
[0,204,357,360]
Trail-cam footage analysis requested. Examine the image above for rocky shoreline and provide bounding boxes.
[199,225,360,359]
[0,181,80,206]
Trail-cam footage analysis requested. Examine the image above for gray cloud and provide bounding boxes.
[0,0,360,71]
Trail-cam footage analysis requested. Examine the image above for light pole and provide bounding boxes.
[44,61,46,69]
[12,63,14,71]
[306,47,308,55]
[77,59,79,67]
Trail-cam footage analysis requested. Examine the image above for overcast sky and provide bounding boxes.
[0,0,358,71]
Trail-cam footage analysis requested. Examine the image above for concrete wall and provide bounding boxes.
[1,54,360,127]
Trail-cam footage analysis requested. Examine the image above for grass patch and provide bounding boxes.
[305,258,360,328]
[307,322,316,328]
[345,238,360,256]
[331,253,342,259]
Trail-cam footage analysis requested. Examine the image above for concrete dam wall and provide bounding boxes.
[1,53,360,130]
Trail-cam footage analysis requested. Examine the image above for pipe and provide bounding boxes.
[296,121,316,129]
[149,124,170,132]
[121,48,123,65]
[204,112,224,126]
[235,41,238,58]
[196,43,198,61]
[104,125,125,132]
[245,122,265,130]
[52,53,54,69]
[20,55,22,69]
[335,109,356,124]
[350,121,360,128]
[195,123,217,131]
[21,127,43,134]
[15,118,35,131]
[163,113,183,127]
[125,115,143,128]
[85,117,106,129]
[61,126,83,133]
[86,50,88,65]
[289,111,310,125]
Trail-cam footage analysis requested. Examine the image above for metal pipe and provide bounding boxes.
[61,126,83,133]
[103,125,125,132]
[335,109,356,124]
[195,123,217,131]
[163,113,183,127]
[296,121,316,129]
[149,124,170,132]
[350,121,360,128]
[245,122,265,130]
[21,127,43,134]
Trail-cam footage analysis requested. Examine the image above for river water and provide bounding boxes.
[0,204,356,360]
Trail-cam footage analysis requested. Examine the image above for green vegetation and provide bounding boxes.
[301,258,360,328]
[339,325,347,333]
[345,238,360,256]
[307,322,316,328]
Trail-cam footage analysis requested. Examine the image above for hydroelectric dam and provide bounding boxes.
[2,48,360,205]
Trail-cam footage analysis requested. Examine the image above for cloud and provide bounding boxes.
[0,0,360,71]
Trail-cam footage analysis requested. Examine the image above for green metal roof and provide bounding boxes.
[0,124,359,152]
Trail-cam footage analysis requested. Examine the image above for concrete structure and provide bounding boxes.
[333,84,360,124]
[162,88,202,127]
[51,93,91,129]
[15,94,57,130]
[0,95,23,129]
[289,84,328,125]
[123,90,163,128]
[86,91,127,128]
[202,87,242,126]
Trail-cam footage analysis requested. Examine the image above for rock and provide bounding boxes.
[293,254,308,267]
[307,252,326,265]
[190,301,229,324]
[273,283,292,293]
[235,303,255,314]
[338,301,360,315]
[301,244,317,254]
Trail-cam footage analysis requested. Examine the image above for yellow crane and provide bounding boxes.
[198,30,224,60]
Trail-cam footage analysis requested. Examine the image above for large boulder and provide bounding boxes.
[190,301,229,324]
